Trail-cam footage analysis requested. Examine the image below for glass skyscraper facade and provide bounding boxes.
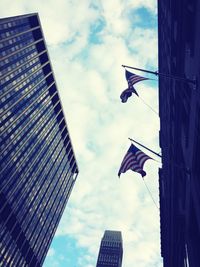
[96,230,123,267]
[0,13,78,267]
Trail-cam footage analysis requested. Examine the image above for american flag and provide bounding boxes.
[118,144,152,177]
[120,70,149,103]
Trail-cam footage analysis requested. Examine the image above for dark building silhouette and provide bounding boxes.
[96,230,123,267]
[158,0,200,266]
[0,14,78,267]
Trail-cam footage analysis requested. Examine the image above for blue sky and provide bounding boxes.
[0,1,162,266]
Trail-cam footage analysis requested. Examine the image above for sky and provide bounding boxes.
[0,1,163,266]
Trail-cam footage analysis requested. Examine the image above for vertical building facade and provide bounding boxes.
[0,14,78,267]
[158,0,200,266]
[96,230,123,267]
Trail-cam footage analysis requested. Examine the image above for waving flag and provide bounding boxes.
[118,144,152,177]
[120,70,149,103]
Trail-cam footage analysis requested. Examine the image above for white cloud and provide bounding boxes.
[127,28,158,67]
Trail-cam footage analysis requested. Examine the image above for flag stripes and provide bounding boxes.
[120,70,149,103]
[118,144,152,177]
[128,75,148,84]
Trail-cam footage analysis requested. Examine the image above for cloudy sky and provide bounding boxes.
[0,1,163,266]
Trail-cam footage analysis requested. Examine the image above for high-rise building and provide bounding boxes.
[96,230,123,267]
[0,13,78,267]
[158,0,200,266]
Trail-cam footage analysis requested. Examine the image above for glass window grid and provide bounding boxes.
[0,19,29,33]
[19,140,65,221]
[22,147,67,242]
[0,37,42,71]
[36,172,75,262]
[10,250,22,267]
[2,87,48,143]
[0,46,37,75]
[0,76,46,132]
[0,223,25,267]
[1,49,46,85]
[1,121,56,199]
[0,18,28,29]
[12,252,27,267]
[0,226,16,262]
[4,115,63,197]
[1,89,53,149]
[14,134,65,221]
[1,88,49,146]
[47,161,75,216]
[0,30,33,50]
[9,79,47,117]
[1,59,42,93]
[30,168,74,261]
[0,22,31,39]
[1,78,44,128]
[1,97,52,161]
[1,60,42,95]
[53,166,72,200]
[0,141,65,264]
[1,111,58,192]
[18,257,27,267]
[64,174,76,205]
[25,132,69,201]
[1,232,11,259]
[0,82,54,136]
[0,217,43,262]
[0,234,11,265]
[15,147,71,261]
[0,32,34,57]
[0,92,52,169]
[0,223,6,251]
[5,221,37,267]
[3,242,17,266]
[0,104,54,173]
[63,173,75,202]
[26,151,73,252]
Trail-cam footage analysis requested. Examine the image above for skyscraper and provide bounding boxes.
[0,13,78,267]
[96,230,123,267]
[158,0,200,266]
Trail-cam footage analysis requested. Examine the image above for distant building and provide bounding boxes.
[96,230,123,267]
[0,13,78,266]
[158,0,200,266]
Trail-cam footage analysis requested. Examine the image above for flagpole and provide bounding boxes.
[128,138,192,173]
[128,138,162,158]
[122,65,196,85]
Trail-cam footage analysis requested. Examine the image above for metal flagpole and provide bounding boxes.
[122,65,196,85]
[128,138,192,173]
[128,138,162,158]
